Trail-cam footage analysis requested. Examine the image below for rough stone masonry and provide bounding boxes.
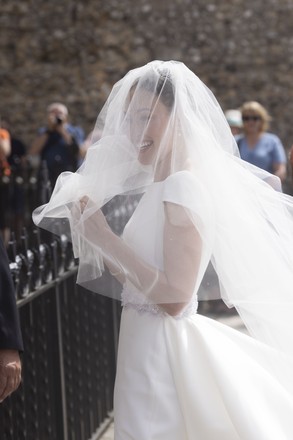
[0,0,292,158]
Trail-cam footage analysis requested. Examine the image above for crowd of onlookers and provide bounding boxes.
[0,100,292,247]
[0,103,87,246]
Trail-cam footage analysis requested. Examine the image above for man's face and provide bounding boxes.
[47,106,67,125]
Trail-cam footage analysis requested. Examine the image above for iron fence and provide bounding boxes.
[0,159,138,440]
[0,161,140,439]
[0,225,122,440]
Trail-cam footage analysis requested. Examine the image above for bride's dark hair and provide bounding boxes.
[131,71,175,111]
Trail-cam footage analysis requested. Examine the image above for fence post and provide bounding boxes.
[51,239,69,440]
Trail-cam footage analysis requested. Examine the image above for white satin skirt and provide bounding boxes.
[114,307,293,440]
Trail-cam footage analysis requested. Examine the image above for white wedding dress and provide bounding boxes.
[113,172,293,440]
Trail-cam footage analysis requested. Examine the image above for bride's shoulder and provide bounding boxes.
[164,170,200,192]
[163,170,199,200]
[163,170,213,218]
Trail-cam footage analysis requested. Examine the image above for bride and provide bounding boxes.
[33,61,293,439]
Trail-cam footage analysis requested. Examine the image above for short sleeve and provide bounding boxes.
[270,134,286,164]
[162,170,214,230]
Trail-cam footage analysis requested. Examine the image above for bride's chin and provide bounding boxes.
[138,158,152,166]
[138,150,154,165]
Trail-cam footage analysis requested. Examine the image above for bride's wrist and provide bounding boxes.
[100,227,118,249]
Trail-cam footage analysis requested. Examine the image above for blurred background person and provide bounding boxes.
[1,117,27,239]
[78,128,103,165]
[30,103,84,188]
[224,109,243,136]
[0,123,12,246]
[236,101,287,183]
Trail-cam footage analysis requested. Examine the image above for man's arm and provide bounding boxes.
[0,236,23,402]
[30,131,49,155]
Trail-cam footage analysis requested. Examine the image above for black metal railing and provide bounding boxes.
[0,160,141,439]
[0,225,122,440]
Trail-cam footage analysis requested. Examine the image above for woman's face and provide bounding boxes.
[126,90,172,167]
[242,112,263,135]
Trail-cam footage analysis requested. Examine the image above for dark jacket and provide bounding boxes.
[0,237,23,351]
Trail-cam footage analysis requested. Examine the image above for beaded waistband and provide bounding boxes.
[121,286,198,319]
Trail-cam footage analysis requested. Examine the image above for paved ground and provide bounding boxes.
[100,422,114,440]
[99,312,247,439]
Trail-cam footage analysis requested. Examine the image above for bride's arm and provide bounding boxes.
[162,202,202,314]
[82,202,202,316]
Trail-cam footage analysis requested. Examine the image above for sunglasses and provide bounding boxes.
[242,115,261,122]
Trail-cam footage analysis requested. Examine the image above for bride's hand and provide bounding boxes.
[79,196,89,214]
[79,196,111,245]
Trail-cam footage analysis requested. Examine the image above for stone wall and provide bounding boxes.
[0,0,292,150]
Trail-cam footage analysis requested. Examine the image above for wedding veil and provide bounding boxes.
[33,61,293,368]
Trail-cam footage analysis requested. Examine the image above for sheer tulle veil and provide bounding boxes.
[33,60,293,383]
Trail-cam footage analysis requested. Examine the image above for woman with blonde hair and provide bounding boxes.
[237,101,287,182]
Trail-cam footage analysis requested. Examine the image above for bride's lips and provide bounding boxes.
[139,140,153,151]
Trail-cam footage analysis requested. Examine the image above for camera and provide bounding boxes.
[55,116,63,125]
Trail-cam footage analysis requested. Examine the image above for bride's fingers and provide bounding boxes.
[80,196,89,204]
[80,200,86,213]
[77,198,109,231]
[79,196,89,213]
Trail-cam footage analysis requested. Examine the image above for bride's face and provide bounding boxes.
[126,90,172,167]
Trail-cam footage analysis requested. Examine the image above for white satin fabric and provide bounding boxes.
[114,176,293,440]
[114,309,293,440]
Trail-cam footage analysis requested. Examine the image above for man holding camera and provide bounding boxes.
[30,103,84,187]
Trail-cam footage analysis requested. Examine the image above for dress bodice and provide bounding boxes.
[123,182,165,270]
[121,174,202,318]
